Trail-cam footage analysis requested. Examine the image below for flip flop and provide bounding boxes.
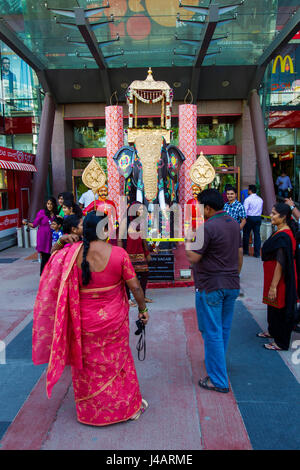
[263,343,283,351]
[257,332,273,338]
[198,376,229,394]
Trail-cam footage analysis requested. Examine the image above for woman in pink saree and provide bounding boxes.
[32,213,149,426]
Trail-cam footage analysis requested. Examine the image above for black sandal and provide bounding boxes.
[198,376,229,394]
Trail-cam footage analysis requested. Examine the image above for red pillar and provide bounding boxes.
[248,89,276,215]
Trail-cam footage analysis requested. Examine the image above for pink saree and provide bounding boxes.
[32,243,142,426]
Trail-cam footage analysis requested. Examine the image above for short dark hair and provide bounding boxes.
[226,186,237,194]
[248,184,257,193]
[53,216,63,226]
[198,189,224,211]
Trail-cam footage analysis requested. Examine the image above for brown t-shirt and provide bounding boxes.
[192,211,242,292]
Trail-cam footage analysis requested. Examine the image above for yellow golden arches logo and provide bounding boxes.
[272,55,294,74]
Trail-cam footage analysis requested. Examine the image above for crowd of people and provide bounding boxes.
[22,192,83,275]
[28,182,300,426]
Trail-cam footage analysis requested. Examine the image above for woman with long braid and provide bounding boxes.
[33,212,149,426]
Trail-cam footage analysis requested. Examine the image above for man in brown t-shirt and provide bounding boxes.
[185,189,243,393]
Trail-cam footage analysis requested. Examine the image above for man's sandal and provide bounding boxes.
[263,342,283,351]
[198,376,229,394]
[130,398,149,421]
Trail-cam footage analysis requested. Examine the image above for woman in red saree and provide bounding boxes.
[260,203,298,351]
[33,212,149,426]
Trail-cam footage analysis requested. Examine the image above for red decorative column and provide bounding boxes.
[105,105,124,214]
[178,104,198,234]
[178,104,198,205]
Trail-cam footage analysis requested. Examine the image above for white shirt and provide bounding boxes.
[78,190,98,208]
[243,193,263,217]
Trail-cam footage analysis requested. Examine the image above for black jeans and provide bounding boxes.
[40,252,51,275]
[243,216,262,257]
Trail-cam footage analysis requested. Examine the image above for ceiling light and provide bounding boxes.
[73,82,81,90]
[222,80,230,87]
[120,82,128,89]
[173,82,181,88]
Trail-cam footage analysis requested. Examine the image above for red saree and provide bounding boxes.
[32,243,143,426]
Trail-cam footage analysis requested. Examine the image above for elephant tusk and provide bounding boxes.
[158,189,166,211]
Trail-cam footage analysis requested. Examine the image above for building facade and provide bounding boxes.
[0,40,41,248]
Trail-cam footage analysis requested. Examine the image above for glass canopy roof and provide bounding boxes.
[0,0,294,70]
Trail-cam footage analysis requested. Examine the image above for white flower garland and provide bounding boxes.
[131,89,164,104]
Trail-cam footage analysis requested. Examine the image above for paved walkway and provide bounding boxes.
[0,247,299,450]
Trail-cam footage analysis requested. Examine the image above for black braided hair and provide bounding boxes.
[81,211,107,285]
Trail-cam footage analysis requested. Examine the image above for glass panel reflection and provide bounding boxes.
[0,0,281,69]
[197,123,234,145]
[74,122,106,148]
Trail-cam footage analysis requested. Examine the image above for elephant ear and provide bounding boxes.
[166,145,185,179]
[113,146,135,179]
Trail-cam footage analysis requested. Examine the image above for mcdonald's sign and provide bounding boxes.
[272,55,294,74]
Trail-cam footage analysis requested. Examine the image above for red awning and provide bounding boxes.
[0,160,37,172]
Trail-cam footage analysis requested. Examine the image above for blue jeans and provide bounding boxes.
[195,288,239,389]
[278,189,289,198]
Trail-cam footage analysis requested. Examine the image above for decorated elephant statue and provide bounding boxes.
[113,134,185,210]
